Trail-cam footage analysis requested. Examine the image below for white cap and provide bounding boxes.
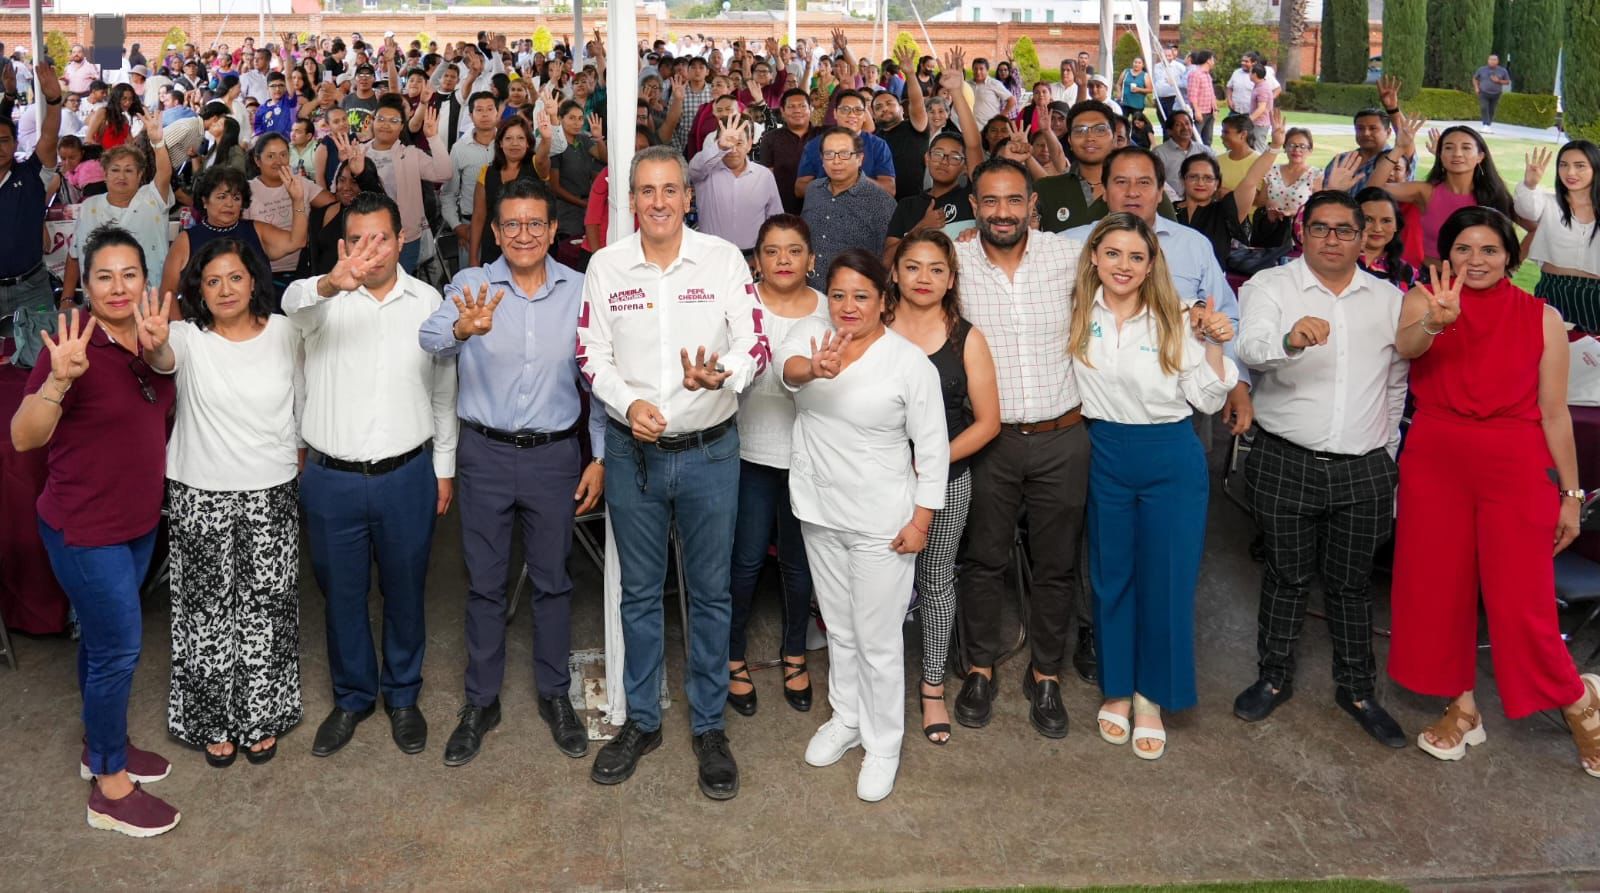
[1089,73,1111,88]
[384,30,395,38]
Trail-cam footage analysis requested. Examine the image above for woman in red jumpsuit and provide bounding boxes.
[1390,206,1600,777]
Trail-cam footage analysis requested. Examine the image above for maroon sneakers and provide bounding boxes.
[86,779,181,837]
[79,740,172,784]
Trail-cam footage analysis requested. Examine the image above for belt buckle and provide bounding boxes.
[513,432,538,448]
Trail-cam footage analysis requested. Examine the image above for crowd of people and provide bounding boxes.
[4,28,1600,840]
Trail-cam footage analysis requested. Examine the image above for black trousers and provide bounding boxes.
[959,424,1090,676]
[1244,431,1398,701]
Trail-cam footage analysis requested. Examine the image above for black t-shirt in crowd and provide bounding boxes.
[877,118,928,201]
[887,183,975,240]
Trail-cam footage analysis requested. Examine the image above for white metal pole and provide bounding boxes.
[259,0,266,46]
[787,0,796,48]
[574,1,584,66]
[29,0,42,130]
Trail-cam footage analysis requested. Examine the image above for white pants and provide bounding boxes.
[802,521,914,759]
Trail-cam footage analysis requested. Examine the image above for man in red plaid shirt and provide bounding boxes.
[1186,50,1218,148]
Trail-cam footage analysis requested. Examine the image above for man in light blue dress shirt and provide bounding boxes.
[419,178,606,768]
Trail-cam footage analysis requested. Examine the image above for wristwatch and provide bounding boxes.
[591,456,605,467]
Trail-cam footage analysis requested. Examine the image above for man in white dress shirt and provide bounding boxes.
[283,191,459,760]
[1232,190,1409,749]
[577,144,769,800]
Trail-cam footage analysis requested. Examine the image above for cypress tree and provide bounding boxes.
[1324,0,1371,83]
[1566,0,1600,140]
[1427,0,1496,90]
[1383,0,1427,99]
[1507,0,1565,94]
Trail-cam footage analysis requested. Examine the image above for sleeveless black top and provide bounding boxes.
[480,162,541,267]
[927,317,974,477]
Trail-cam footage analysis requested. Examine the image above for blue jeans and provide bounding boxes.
[300,450,438,712]
[604,422,741,735]
[38,520,159,776]
[399,237,422,276]
[728,460,813,661]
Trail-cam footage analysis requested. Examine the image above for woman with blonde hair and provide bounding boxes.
[1068,212,1238,760]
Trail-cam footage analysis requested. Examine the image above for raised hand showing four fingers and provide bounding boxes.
[680,345,731,391]
[451,282,504,340]
[40,308,98,384]
[131,287,173,353]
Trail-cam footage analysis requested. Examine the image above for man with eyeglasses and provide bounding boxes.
[793,89,896,198]
[1037,101,1174,234]
[882,132,976,262]
[341,63,379,114]
[1232,189,1410,750]
[802,125,897,288]
[1151,108,1213,199]
[253,71,297,138]
[363,94,453,273]
[419,178,605,767]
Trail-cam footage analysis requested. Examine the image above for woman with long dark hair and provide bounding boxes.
[885,230,999,745]
[86,84,145,149]
[1389,206,1600,778]
[469,116,539,267]
[161,238,304,768]
[1355,186,1416,289]
[1377,124,1514,267]
[1516,141,1600,332]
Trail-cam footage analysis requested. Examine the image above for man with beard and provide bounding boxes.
[951,157,1091,740]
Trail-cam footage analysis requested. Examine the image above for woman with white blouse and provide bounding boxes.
[61,111,173,306]
[726,215,830,717]
[1516,142,1600,333]
[780,248,948,802]
[1068,213,1238,761]
[154,238,305,768]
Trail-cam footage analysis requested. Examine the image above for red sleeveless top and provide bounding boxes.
[1410,277,1546,424]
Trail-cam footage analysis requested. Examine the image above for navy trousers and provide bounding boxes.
[301,449,438,713]
[457,426,581,705]
[1086,420,1209,712]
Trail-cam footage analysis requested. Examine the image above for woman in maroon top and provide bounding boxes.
[9,226,181,837]
[1389,206,1600,778]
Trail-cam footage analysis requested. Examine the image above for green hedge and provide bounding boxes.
[1282,82,1558,128]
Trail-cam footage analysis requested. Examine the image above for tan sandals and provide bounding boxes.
[1417,701,1486,761]
[1563,673,1600,779]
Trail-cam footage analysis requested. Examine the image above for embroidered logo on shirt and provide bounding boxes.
[678,288,714,303]
[608,287,650,312]
[1089,320,1103,338]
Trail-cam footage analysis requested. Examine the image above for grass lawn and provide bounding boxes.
[954,882,1407,893]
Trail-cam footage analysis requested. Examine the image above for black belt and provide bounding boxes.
[1256,428,1372,463]
[312,443,427,476]
[609,417,734,452]
[0,262,44,288]
[464,420,577,448]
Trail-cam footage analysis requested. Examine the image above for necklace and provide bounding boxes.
[199,218,239,233]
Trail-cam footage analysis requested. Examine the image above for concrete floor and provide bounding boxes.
[4,459,1600,893]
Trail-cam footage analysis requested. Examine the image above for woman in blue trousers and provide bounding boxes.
[1066,213,1238,760]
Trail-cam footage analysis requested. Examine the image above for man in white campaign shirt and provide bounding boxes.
[577,144,768,801]
[282,191,459,761]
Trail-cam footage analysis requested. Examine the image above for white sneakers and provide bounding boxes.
[805,720,898,801]
[856,754,899,802]
[804,718,861,767]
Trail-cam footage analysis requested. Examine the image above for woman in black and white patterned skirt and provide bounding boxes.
[156,237,304,767]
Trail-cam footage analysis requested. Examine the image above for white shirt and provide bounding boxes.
[243,174,318,273]
[737,287,829,467]
[442,131,494,229]
[1152,59,1187,100]
[165,315,303,491]
[69,183,174,286]
[1049,81,1079,105]
[1237,258,1408,456]
[578,226,769,434]
[1075,288,1237,424]
[240,69,272,104]
[970,77,1011,123]
[1227,65,1278,112]
[283,269,459,476]
[1515,182,1600,274]
[955,230,1085,423]
[778,320,948,536]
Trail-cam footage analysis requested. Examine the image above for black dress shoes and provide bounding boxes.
[1336,688,1407,748]
[693,729,740,801]
[386,705,428,754]
[443,700,501,767]
[1022,665,1069,739]
[954,671,995,729]
[591,720,662,786]
[539,694,589,758]
[782,659,813,712]
[311,705,375,757]
[1073,625,1099,684]
[1233,679,1294,722]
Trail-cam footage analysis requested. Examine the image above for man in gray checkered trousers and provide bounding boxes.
[1230,190,1411,748]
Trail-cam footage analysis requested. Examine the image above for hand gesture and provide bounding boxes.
[1426,127,1442,156]
[680,346,731,391]
[894,41,916,71]
[450,282,503,339]
[141,108,164,145]
[283,166,305,203]
[831,27,847,50]
[716,113,746,150]
[1285,315,1330,350]
[535,107,555,144]
[324,236,386,292]
[1325,152,1363,192]
[670,72,688,107]
[766,37,779,58]
[35,61,60,104]
[1001,120,1031,162]
[940,47,966,92]
[626,399,668,442]
[40,308,97,384]
[1269,109,1286,147]
[1422,262,1463,328]
[915,196,946,233]
[808,329,851,380]
[1376,73,1401,111]
[586,111,603,140]
[1526,145,1552,189]
[132,287,173,352]
[422,103,440,138]
[1188,297,1234,343]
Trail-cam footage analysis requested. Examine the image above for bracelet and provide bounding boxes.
[911,522,927,534]
[1561,488,1585,501]
[45,95,62,107]
[1281,332,1301,353]
[150,140,165,149]
[1384,106,1400,116]
[39,391,63,405]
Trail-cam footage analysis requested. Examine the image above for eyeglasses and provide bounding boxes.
[821,150,858,161]
[1306,222,1361,242]
[373,115,404,125]
[928,149,966,163]
[835,106,866,115]
[1071,124,1112,137]
[496,218,550,235]
[128,357,156,404]
[1183,174,1218,183]
[1285,143,1312,151]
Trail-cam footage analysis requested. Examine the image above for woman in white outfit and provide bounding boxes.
[779,248,949,802]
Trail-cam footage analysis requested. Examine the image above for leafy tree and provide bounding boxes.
[1382,0,1426,98]
[532,26,554,55]
[1180,0,1274,82]
[1323,0,1371,83]
[892,31,920,66]
[1012,34,1041,86]
[1112,31,1141,78]
[1567,0,1600,140]
[161,27,189,59]
[1506,0,1564,94]
[43,30,68,68]
[1426,0,1494,89]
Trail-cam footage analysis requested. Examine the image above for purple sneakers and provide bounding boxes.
[86,780,181,837]
[79,740,172,784]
